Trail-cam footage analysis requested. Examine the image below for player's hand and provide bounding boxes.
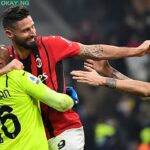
[7,59,24,70]
[84,59,111,75]
[137,40,150,56]
[66,86,79,108]
[71,66,104,86]
[0,59,24,75]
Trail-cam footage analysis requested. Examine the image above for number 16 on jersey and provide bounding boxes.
[0,105,21,143]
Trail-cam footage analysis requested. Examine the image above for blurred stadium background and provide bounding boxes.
[0,0,150,149]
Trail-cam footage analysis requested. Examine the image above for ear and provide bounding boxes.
[5,29,14,39]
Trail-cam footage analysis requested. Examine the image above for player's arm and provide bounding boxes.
[103,78,150,97]
[78,40,150,60]
[71,67,150,97]
[84,59,130,80]
[0,59,24,75]
[21,71,74,112]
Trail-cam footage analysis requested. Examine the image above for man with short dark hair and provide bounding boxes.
[0,46,74,150]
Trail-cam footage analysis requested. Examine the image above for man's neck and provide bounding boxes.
[12,43,31,59]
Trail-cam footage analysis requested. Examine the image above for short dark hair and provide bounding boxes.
[2,6,29,29]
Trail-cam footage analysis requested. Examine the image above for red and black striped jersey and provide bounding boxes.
[8,36,82,139]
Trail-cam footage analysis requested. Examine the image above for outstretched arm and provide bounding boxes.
[70,67,150,97]
[78,40,150,60]
[105,78,150,97]
[84,59,130,80]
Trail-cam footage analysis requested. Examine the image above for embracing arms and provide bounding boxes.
[0,59,24,75]
[21,71,74,112]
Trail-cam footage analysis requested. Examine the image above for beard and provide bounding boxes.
[14,36,38,50]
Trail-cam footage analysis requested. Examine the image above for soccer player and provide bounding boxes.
[71,60,150,97]
[0,46,74,150]
[1,6,150,149]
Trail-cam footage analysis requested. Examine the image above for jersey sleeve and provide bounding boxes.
[20,71,74,112]
[48,36,80,61]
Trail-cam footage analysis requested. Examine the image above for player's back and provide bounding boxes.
[0,70,48,150]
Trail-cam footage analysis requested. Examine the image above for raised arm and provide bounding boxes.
[104,78,150,97]
[70,67,150,97]
[78,40,150,60]
[84,59,130,80]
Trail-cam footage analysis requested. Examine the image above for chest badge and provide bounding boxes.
[36,57,42,68]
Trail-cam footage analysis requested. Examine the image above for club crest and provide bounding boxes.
[36,57,42,68]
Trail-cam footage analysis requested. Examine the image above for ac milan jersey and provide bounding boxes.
[8,36,82,139]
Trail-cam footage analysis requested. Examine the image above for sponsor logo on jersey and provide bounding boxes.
[38,72,48,82]
[0,89,11,99]
[29,75,40,84]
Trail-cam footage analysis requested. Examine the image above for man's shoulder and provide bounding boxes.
[8,70,27,79]
[3,70,27,89]
[36,35,62,43]
[8,69,24,74]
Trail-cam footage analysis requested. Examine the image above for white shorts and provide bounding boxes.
[48,127,85,150]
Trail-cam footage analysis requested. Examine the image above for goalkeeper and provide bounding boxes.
[0,46,75,150]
